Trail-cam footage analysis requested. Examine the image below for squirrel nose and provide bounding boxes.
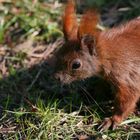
[54,73,62,82]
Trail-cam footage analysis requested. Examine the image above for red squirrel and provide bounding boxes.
[53,0,140,131]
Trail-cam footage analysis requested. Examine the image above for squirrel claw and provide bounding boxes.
[98,117,117,132]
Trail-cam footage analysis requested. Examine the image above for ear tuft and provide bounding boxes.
[63,0,78,41]
[78,9,100,39]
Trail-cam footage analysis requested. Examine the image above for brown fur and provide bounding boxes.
[63,0,78,41]
[53,1,140,131]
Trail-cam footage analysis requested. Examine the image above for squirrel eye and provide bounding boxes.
[71,59,82,70]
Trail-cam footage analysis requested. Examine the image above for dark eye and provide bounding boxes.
[71,59,82,70]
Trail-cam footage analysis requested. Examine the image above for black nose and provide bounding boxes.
[54,73,62,82]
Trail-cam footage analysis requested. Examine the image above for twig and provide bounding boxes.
[0,126,16,133]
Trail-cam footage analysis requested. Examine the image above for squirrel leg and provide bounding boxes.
[99,84,140,131]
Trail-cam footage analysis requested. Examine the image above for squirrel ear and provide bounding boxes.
[63,0,78,41]
[81,34,97,56]
[78,9,100,55]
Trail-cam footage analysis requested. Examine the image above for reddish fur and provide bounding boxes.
[78,9,100,38]
[63,0,78,41]
[97,19,140,129]
[54,1,140,131]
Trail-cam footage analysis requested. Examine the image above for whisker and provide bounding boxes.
[78,85,105,113]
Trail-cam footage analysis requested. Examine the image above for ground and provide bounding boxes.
[0,0,140,140]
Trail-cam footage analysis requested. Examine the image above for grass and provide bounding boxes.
[0,0,62,44]
[0,0,140,140]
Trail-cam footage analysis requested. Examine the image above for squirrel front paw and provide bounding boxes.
[98,116,120,132]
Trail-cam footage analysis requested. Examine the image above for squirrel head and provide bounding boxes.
[54,0,102,84]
